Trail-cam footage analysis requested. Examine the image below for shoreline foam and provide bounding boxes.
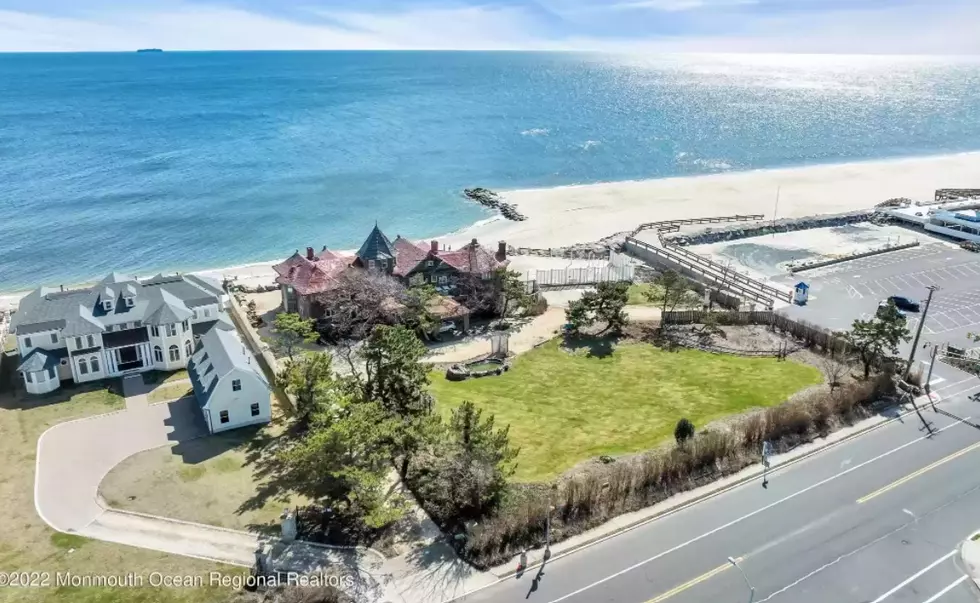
[3,151,980,309]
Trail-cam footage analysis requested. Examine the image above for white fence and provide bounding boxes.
[525,264,635,289]
[0,308,10,378]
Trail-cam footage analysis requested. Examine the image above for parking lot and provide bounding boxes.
[774,242,980,350]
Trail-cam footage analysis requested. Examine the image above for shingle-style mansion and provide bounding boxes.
[11,272,231,395]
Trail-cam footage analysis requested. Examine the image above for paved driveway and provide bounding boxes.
[35,375,206,532]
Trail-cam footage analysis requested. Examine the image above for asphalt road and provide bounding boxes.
[456,375,980,603]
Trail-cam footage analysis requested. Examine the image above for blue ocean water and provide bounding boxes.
[2,51,980,292]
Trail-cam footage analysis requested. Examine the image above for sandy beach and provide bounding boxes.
[444,151,980,249]
[3,152,979,311]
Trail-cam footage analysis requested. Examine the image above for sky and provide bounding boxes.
[1,0,979,54]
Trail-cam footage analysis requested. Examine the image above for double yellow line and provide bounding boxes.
[857,440,980,504]
[645,557,742,603]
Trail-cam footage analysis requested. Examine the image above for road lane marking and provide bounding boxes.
[858,441,980,504]
[543,417,971,603]
[644,558,739,603]
[870,550,956,603]
[920,575,969,603]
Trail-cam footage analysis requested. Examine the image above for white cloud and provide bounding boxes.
[607,0,758,12]
[1,0,979,54]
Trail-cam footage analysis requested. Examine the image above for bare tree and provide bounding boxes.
[818,355,849,392]
[313,270,408,378]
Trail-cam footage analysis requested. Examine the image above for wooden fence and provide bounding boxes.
[525,264,635,290]
[662,310,853,357]
[631,214,765,237]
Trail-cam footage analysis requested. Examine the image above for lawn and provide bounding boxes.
[147,383,194,404]
[0,363,239,603]
[142,369,189,386]
[627,283,662,305]
[101,425,302,535]
[430,339,823,482]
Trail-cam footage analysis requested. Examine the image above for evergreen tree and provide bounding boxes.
[843,301,911,378]
[272,312,318,360]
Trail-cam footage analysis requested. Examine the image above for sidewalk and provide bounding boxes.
[961,531,980,591]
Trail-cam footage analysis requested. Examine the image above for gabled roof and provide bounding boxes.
[11,272,223,336]
[188,328,268,409]
[356,224,397,263]
[272,253,353,296]
[392,237,430,277]
[144,290,194,325]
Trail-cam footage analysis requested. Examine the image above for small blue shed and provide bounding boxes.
[793,282,810,306]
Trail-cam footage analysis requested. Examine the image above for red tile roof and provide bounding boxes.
[273,251,354,296]
[274,232,508,296]
[391,237,430,277]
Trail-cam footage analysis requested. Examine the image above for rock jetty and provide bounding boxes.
[463,188,527,221]
[663,210,877,246]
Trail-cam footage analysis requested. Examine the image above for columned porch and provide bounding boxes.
[106,342,153,376]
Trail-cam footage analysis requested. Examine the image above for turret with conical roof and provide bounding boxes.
[354,223,397,274]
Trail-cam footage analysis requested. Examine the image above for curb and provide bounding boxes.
[474,396,930,587]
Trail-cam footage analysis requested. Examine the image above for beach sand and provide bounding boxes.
[3,152,979,310]
[444,152,980,249]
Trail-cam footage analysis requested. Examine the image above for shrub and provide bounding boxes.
[443,371,897,569]
[674,418,695,444]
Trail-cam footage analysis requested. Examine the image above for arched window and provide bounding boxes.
[185,340,193,358]
[78,358,88,375]
[168,345,180,362]
[90,356,100,373]
[154,346,163,363]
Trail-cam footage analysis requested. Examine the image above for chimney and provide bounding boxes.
[306,247,315,260]
[471,238,478,247]
[60,285,65,292]
[430,240,439,253]
[321,245,328,253]
[496,241,507,262]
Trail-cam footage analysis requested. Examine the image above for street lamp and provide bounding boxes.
[545,484,557,560]
[728,557,755,603]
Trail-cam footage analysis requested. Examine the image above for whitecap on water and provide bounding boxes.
[520,128,550,137]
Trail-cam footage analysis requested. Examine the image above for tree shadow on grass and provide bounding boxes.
[560,332,619,359]
[237,418,304,517]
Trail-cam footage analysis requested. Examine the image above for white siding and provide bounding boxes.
[18,330,66,356]
[204,370,271,434]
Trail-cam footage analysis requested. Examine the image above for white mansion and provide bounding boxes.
[12,272,231,395]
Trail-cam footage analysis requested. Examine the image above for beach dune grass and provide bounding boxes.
[430,339,822,482]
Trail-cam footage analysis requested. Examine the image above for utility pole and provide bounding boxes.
[925,344,939,411]
[772,186,781,238]
[905,285,939,379]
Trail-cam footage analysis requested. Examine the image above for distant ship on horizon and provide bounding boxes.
[136,48,163,53]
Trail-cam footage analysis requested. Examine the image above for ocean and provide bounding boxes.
[2,51,980,292]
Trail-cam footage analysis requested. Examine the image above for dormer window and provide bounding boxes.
[125,297,135,308]
[426,260,434,267]
[103,299,113,312]
[368,259,376,269]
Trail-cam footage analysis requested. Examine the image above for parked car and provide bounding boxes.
[437,321,456,335]
[887,295,920,312]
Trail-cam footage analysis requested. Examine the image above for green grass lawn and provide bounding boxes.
[627,283,662,305]
[142,369,189,386]
[147,383,194,404]
[430,339,823,482]
[0,376,237,603]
